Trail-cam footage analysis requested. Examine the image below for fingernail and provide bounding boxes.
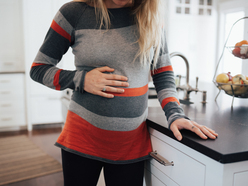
[177,136,182,141]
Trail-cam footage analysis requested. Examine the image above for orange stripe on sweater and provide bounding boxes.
[53,69,62,90]
[56,110,152,161]
[108,84,148,97]
[51,20,71,42]
[31,63,46,68]
[161,97,180,108]
[151,65,173,76]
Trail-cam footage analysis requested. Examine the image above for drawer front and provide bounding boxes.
[233,170,248,186]
[144,161,178,186]
[0,73,24,88]
[149,134,205,186]
[0,99,25,114]
[0,113,26,127]
[0,87,25,100]
[0,62,24,73]
[31,97,63,124]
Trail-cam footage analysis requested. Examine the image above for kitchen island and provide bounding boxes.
[145,82,248,186]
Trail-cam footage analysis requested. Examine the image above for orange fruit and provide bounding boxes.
[235,40,248,47]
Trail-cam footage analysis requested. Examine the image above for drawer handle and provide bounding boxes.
[1,104,11,107]
[150,151,174,166]
[0,91,11,95]
[0,80,10,83]
[4,62,14,66]
[1,117,12,121]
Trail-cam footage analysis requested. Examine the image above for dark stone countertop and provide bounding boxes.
[147,82,248,164]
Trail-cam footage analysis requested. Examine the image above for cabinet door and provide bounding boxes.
[148,134,206,186]
[144,161,179,186]
[30,97,63,124]
[233,171,248,186]
[0,0,24,72]
[0,74,26,128]
[0,113,26,127]
[144,169,166,186]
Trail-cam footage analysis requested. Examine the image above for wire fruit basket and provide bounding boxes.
[213,17,248,107]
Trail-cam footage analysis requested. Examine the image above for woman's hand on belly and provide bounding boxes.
[84,66,129,98]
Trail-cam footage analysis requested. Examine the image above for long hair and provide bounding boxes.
[73,0,166,67]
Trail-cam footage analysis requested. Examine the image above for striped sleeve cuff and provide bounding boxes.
[73,70,87,93]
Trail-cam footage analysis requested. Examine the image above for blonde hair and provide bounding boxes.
[73,0,166,67]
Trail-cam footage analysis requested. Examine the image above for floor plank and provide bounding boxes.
[0,125,63,186]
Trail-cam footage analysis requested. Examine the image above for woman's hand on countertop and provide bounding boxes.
[84,66,129,98]
[170,118,218,141]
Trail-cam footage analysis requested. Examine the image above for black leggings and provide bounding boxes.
[61,149,144,186]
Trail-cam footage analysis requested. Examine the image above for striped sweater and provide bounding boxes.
[30,2,187,164]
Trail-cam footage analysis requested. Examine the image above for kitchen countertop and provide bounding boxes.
[147,82,248,164]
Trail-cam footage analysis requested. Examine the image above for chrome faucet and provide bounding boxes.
[170,52,206,103]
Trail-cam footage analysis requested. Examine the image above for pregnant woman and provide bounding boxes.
[30,0,218,185]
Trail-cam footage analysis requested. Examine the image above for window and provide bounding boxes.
[175,0,212,16]
[176,7,182,14]
[207,9,211,15]
[198,0,213,16]
[175,0,191,15]
[199,8,204,15]
[185,0,190,4]
[221,11,245,75]
[185,7,190,14]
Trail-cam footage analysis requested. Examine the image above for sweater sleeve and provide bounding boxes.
[151,34,190,129]
[30,2,86,93]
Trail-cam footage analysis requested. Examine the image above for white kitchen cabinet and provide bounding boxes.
[30,96,63,125]
[233,171,248,186]
[144,131,205,186]
[23,0,70,130]
[144,128,248,186]
[0,0,24,73]
[0,74,26,128]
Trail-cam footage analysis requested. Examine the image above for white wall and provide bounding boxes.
[217,0,248,76]
[165,0,219,84]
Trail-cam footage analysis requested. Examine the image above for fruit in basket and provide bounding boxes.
[216,72,231,83]
[232,40,248,58]
[235,40,248,47]
[227,72,233,81]
[217,73,248,95]
[225,74,248,96]
[240,44,248,56]
[232,74,246,84]
[232,47,241,57]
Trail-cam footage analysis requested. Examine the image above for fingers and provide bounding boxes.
[105,79,129,87]
[105,74,128,82]
[97,66,128,82]
[170,124,183,141]
[102,86,125,94]
[170,118,218,141]
[97,66,115,73]
[192,123,218,139]
[190,125,208,140]
[84,66,129,98]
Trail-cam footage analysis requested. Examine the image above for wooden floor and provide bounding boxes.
[0,124,64,186]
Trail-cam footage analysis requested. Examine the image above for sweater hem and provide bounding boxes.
[55,142,151,164]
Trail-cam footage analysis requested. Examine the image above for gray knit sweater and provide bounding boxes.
[30,2,187,164]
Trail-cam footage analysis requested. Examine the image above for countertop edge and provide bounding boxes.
[146,119,247,164]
